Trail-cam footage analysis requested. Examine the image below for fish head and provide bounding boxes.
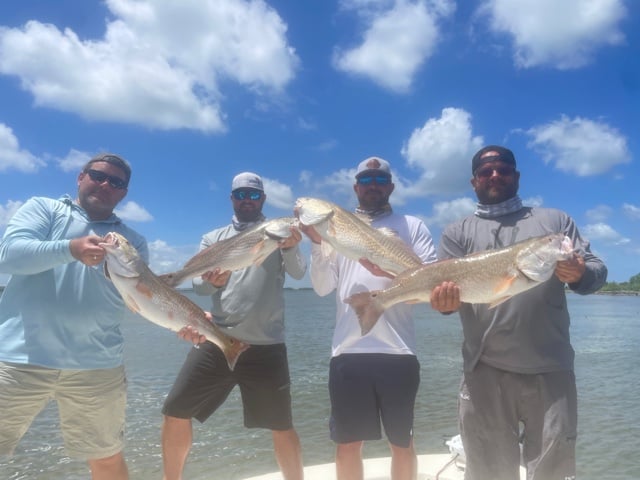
[264,217,298,240]
[99,231,142,279]
[294,197,334,226]
[516,234,575,282]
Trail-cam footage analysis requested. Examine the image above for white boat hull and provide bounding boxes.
[243,452,526,480]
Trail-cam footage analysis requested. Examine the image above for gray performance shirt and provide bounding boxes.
[438,206,607,374]
[192,222,306,345]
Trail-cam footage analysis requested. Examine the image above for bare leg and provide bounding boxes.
[88,451,128,480]
[335,441,364,480]
[161,416,193,480]
[272,428,304,480]
[390,439,417,480]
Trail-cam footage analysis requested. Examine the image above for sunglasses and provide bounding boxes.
[232,190,263,201]
[356,175,391,186]
[86,169,128,189]
[474,165,516,179]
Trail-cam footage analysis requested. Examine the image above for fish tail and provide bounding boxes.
[222,340,251,371]
[346,291,385,335]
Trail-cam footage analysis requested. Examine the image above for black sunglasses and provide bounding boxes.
[86,169,128,190]
[232,190,263,201]
[474,165,516,179]
[357,175,391,186]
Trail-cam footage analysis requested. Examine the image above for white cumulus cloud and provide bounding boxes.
[0,200,24,227]
[0,123,45,173]
[622,203,640,221]
[424,197,476,227]
[479,0,626,69]
[586,205,613,223]
[583,222,630,246]
[333,0,454,92]
[115,201,154,222]
[263,177,296,211]
[525,115,630,176]
[0,0,299,132]
[399,107,484,198]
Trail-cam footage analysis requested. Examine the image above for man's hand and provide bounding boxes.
[202,268,232,288]
[430,281,461,313]
[176,325,207,345]
[555,252,586,284]
[278,226,303,250]
[70,235,106,266]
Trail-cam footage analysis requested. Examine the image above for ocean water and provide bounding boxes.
[1,290,638,480]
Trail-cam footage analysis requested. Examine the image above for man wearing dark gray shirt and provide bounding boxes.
[431,145,607,480]
[161,172,306,480]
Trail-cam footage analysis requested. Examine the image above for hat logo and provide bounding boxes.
[366,159,381,169]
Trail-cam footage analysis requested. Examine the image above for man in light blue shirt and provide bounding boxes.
[0,153,147,480]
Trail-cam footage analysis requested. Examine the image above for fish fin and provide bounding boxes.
[493,274,519,295]
[327,221,337,239]
[103,263,111,280]
[485,274,520,308]
[405,298,423,304]
[488,296,512,309]
[345,291,385,335]
[250,239,266,254]
[124,294,141,314]
[250,240,275,266]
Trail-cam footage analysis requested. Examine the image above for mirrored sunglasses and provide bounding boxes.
[356,175,391,186]
[232,190,263,201]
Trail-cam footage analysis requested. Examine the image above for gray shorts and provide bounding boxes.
[459,362,577,480]
[0,362,127,459]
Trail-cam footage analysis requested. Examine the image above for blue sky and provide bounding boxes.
[0,0,638,288]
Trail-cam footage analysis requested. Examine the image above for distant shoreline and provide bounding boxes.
[595,290,639,296]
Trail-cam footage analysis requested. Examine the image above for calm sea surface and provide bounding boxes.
[2,290,639,480]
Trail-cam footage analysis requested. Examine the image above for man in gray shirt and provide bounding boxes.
[431,145,607,480]
[161,172,306,480]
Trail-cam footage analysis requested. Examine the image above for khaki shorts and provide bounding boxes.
[0,362,127,459]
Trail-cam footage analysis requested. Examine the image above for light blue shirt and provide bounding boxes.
[0,195,148,369]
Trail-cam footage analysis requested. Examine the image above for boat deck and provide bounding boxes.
[245,453,467,480]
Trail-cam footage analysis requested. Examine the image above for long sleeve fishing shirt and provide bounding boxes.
[438,206,608,374]
[0,195,148,369]
[192,221,307,345]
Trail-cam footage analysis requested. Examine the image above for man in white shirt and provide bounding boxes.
[299,157,437,480]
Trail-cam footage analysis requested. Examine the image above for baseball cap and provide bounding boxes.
[231,172,264,192]
[471,145,516,174]
[355,156,392,178]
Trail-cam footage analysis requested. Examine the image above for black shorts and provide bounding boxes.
[162,342,293,430]
[329,353,420,448]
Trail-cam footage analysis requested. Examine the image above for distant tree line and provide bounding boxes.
[599,273,640,294]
